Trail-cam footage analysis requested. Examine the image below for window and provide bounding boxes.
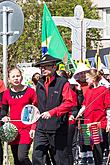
[103,8,110,38]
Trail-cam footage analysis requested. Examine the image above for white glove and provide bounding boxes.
[76,106,85,119]
[2,116,10,122]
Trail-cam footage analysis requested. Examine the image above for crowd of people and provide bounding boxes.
[0,53,110,165]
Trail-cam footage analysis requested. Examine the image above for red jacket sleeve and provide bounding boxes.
[49,82,77,117]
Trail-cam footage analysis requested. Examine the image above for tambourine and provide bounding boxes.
[0,122,18,142]
[21,104,40,124]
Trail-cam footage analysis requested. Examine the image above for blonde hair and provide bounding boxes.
[86,69,101,82]
[8,67,22,78]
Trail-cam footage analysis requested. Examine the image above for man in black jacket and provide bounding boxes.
[32,54,77,165]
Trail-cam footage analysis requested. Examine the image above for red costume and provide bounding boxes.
[2,87,37,144]
[83,86,110,129]
[77,80,88,95]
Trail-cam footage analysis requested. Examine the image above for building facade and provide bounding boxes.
[92,0,110,48]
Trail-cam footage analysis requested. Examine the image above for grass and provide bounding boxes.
[8,145,14,165]
[3,144,33,165]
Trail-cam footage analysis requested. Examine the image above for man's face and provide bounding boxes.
[40,63,55,76]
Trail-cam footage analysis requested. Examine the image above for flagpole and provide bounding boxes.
[96,42,100,70]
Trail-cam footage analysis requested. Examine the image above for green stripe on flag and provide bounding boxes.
[42,3,70,60]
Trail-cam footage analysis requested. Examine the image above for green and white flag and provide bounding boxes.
[42,3,70,60]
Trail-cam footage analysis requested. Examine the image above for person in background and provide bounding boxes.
[0,80,6,165]
[32,54,77,165]
[32,72,40,90]
[74,67,110,164]
[68,77,84,165]
[66,70,73,79]
[73,63,90,95]
[57,70,68,79]
[76,69,110,165]
[96,69,110,158]
[57,69,84,165]
[0,67,37,165]
[73,64,94,164]
[98,69,110,88]
[75,71,94,165]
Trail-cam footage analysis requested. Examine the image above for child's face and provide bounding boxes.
[77,72,86,82]
[8,69,23,86]
[86,75,94,86]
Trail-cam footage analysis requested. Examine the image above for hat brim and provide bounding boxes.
[74,69,90,79]
[73,62,90,80]
[68,77,80,85]
[32,59,62,67]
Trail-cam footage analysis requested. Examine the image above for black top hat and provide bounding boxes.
[32,54,62,67]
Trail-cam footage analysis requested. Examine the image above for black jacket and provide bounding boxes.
[36,74,68,132]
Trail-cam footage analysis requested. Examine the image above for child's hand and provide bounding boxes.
[69,115,74,121]
[2,116,10,122]
[76,106,85,120]
[106,120,110,132]
[29,130,35,139]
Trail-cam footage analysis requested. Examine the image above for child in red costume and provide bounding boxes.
[0,68,37,165]
[77,69,110,165]
[74,64,93,164]
[68,77,84,165]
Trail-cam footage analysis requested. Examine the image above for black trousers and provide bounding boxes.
[32,130,69,165]
[11,144,32,165]
[67,124,78,165]
[81,144,92,152]
[93,129,108,165]
[0,140,3,165]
